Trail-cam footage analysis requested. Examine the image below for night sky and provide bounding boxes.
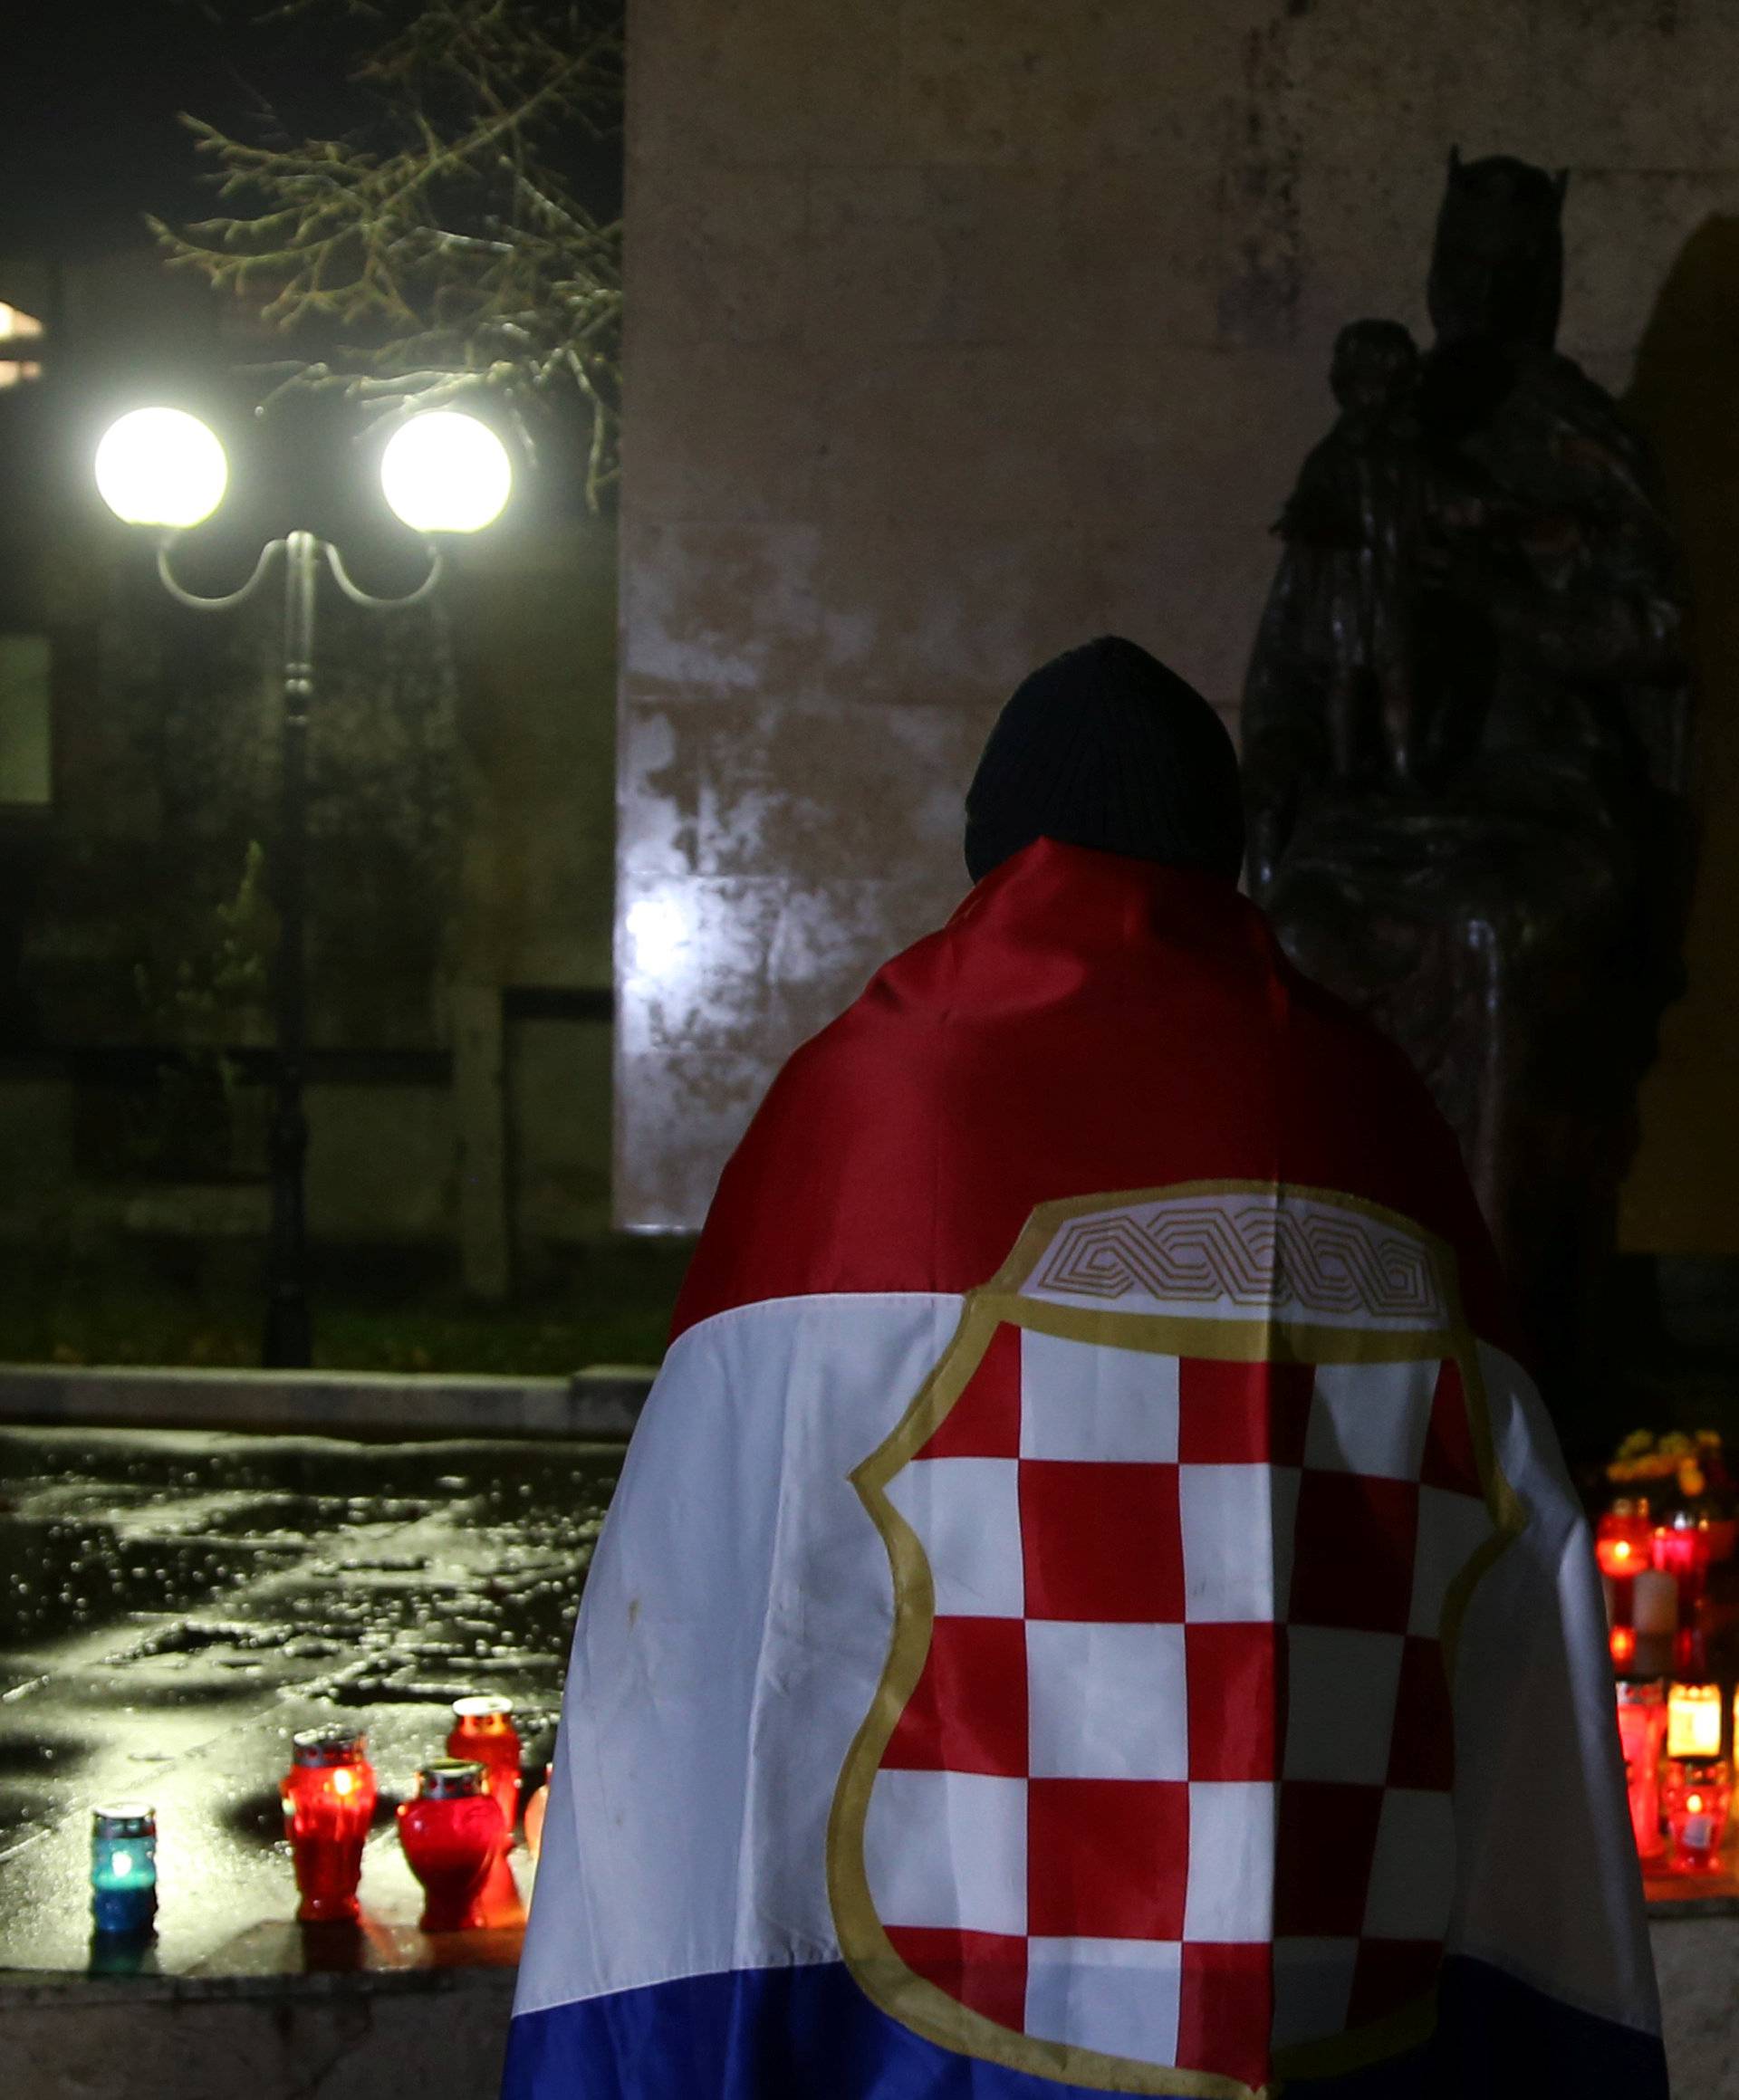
[0,1,620,264]
[0,2,620,538]
[0,2,368,261]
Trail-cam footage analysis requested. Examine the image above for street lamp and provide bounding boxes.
[95,404,514,1367]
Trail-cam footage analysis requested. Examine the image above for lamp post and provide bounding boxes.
[94,406,513,1367]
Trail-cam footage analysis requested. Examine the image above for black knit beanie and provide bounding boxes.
[964,636,1245,886]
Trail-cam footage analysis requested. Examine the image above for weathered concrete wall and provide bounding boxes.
[0,1913,1726,2097]
[618,0,1739,1239]
[0,1966,514,2100]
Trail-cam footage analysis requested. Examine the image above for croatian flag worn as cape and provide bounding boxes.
[506,839,1664,2100]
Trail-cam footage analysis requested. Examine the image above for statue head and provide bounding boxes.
[1330,319,1419,425]
[1427,149,1568,351]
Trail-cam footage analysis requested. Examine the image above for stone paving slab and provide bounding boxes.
[0,1425,620,1977]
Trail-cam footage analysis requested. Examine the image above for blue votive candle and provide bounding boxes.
[91,1804,158,1935]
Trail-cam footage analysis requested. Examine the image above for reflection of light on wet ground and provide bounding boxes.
[0,1427,620,1973]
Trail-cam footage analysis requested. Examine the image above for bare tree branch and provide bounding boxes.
[152,0,623,508]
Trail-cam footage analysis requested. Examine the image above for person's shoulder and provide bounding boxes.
[668,916,961,1338]
[772,915,958,1101]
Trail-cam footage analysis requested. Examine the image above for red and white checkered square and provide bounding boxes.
[867,1326,1494,2085]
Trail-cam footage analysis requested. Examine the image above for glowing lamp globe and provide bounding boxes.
[95,408,228,529]
[379,411,511,533]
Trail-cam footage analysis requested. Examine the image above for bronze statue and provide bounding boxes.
[1244,152,1693,1437]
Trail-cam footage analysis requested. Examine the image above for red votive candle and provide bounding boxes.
[447,1695,522,1831]
[1615,1682,1668,1863]
[1652,1511,1711,1612]
[1597,1504,1653,1581]
[1663,1760,1732,1873]
[281,1726,378,1923]
[1667,1682,1724,1760]
[1629,1568,1679,1682]
[397,1760,504,1931]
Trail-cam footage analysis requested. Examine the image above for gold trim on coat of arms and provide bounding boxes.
[824,1179,1529,2100]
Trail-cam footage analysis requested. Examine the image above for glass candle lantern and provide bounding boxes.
[91,1804,158,1935]
[1615,1682,1668,1862]
[1662,1760,1733,1873]
[281,1726,378,1923]
[397,1760,504,1931]
[1667,1683,1724,1760]
[1629,1569,1678,1682]
[447,1696,522,1831]
[1597,1503,1653,1581]
[1652,1511,1711,1612]
[1701,1510,1738,1565]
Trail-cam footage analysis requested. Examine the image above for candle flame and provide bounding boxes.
[1614,1541,1631,1562]
[1688,1794,1705,1814]
[111,1851,132,1875]
[332,1768,356,1795]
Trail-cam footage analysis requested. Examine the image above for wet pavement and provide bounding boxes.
[0,1426,620,1975]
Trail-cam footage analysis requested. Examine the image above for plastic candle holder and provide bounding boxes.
[91,1804,158,1936]
[1629,1568,1678,1682]
[398,1760,504,1931]
[1597,1504,1653,1582]
[1615,1683,1668,1863]
[282,1726,379,1923]
[447,1695,523,1832]
[1667,1683,1724,1761]
[1662,1760,1732,1873]
[1652,1513,1711,1613]
[1702,1510,1738,1565]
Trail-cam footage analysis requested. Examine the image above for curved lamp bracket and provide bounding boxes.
[156,534,286,611]
[153,532,443,613]
[324,537,443,609]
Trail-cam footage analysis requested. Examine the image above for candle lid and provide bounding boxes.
[452,1695,514,1721]
[417,1759,488,1799]
[92,1803,156,1838]
[292,1725,369,1768]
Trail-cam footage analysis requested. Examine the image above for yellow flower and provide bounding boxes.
[1697,1430,1724,1450]
[1618,1431,1656,1460]
[1658,1432,1695,1458]
[1679,1465,1707,1499]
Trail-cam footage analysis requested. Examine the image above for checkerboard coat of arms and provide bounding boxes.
[828,1184,1517,2099]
